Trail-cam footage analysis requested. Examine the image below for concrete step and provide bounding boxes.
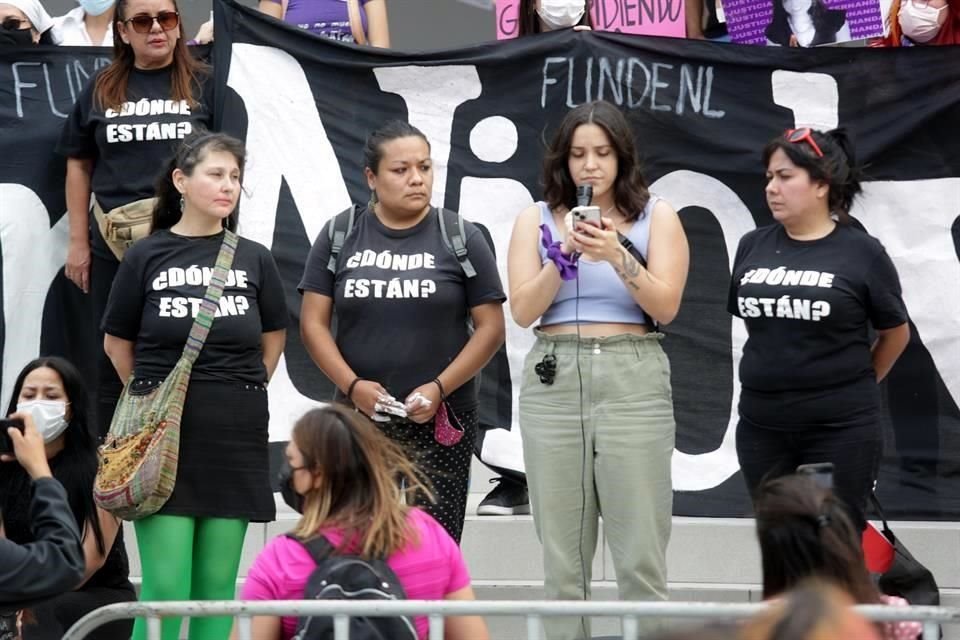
[121,506,960,588]
[118,492,960,637]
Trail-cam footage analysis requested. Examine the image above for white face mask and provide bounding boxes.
[898,0,947,42]
[17,400,69,443]
[537,0,586,30]
[783,0,812,17]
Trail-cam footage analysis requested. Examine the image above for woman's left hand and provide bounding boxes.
[571,217,622,264]
[404,383,442,424]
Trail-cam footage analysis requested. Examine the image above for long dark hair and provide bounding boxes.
[0,357,106,556]
[762,128,862,223]
[93,0,207,111]
[754,475,880,605]
[290,405,432,558]
[542,100,650,221]
[152,131,246,233]
[518,0,594,35]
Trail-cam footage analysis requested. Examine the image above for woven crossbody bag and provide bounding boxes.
[94,230,238,520]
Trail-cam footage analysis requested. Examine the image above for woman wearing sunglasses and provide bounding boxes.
[56,0,211,443]
[728,128,910,530]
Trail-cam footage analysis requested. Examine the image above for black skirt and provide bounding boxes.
[148,379,275,522]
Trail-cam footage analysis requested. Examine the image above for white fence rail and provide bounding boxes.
[63,599,958,640]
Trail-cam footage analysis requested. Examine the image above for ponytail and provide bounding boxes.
[762,127,863,222]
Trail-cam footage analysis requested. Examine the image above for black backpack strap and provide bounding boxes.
[285,533,335,564]
[326,204,357,275]
[438,207,476,278]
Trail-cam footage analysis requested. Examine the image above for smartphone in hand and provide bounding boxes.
[0,418,25,454]
[796,462,835,490]
[571,205,602,228]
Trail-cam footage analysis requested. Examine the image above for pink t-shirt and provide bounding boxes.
[242,508,472,640]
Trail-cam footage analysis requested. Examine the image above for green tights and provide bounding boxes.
[132,514,248,640]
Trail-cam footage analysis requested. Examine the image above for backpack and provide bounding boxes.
[325,205,479,278]
[288,534,418,640]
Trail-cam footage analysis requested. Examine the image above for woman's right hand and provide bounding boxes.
[66,238,91,293]
[350,380,389,417]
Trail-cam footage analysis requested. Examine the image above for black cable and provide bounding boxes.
[574,266,589,640]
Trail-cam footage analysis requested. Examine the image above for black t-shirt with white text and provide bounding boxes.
[102,230,288,383]
[728,223,908,429]
[298,207,506,413]
[56,65,212,258]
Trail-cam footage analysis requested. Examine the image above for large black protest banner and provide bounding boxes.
[0,47,110,425]
[3,13,959,518]
[212,0,960,518]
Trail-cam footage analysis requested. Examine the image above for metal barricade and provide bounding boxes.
[62,599,960,640]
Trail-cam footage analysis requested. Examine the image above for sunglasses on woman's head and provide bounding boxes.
[1,16,30,31]
[124,10,179,34]
[785,128,824,158]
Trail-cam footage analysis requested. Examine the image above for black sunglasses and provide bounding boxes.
[1,16,31,31]
[124,10,179,34]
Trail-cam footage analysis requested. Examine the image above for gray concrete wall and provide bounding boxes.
[40,0,497,50]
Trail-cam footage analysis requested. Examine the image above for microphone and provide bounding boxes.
[575,184,593,209]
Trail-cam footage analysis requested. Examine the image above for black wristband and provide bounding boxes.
[432,378,446,400]
[346,377,363,401]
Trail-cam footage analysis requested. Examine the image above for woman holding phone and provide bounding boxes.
[507,100,688,639]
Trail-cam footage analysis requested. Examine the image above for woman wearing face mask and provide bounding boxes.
[53,0,115,46]
[883,0,958,44]
[765,0,850,46]
[0,357,135,640]
[0,0,59,45]
[234,406,489,640]
[102,132,288,640]
[517,0,594,34]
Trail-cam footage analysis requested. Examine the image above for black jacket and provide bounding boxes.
[0,477,85,605]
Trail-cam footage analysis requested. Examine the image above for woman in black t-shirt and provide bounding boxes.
[0,357,135,640]
[299,121,506,543]
[57,0,211,442]
[102,133,288,640]
[728,128,910,529]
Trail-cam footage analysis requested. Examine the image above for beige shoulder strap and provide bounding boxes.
[347,0,368,45]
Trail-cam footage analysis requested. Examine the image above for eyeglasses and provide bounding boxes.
[1,16,31,30]
[785,128,824,158]
[124,11,179,34]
